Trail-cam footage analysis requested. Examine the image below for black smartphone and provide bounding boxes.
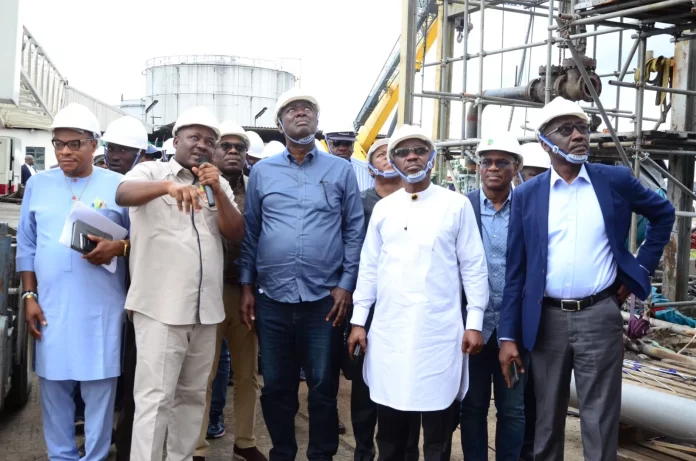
[80,234,98,253]
[509,361,520,389]
[353,343,363,358]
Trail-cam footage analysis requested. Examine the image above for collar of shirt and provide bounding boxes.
[550,163,591,189]
[479,188,512,212]
[168,158,195,182]
[399,183,435,201]
[284,147,317,166]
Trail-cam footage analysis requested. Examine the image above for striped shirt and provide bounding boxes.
[351,158,375,192]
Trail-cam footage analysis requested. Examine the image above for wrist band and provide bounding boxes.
[22,291,38,301]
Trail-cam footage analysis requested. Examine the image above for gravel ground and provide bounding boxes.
[0,374,585,460]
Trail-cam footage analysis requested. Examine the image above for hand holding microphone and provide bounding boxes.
[193,156,221,208]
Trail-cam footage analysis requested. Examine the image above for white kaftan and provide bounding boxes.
[351,185,489,412]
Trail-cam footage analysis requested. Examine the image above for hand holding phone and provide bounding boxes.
[509,361,520,389]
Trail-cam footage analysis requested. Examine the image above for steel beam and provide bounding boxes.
[398,0,418,126]
[609,80,696,97]
[550,0,693,30]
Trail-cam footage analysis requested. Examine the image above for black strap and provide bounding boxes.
[543,285,616,311]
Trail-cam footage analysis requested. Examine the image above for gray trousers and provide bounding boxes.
[531,296,623,461]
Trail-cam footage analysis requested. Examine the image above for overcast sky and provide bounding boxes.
[19,0,675,139]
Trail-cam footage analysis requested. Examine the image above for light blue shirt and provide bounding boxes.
[351,158,375,192]
[16,167,129,381]
[240,148,365,303]
[479,189,511,343]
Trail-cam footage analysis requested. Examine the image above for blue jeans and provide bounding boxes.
[210,338,231,422]
[255,292,342,461]
[460,334,527,461]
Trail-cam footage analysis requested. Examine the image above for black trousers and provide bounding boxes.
[114,317,137,461]
[520,364,536,461]
[376,401,458,461]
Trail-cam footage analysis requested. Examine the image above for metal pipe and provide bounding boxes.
[508,14,535,130]
[629,38,646,253]
[545,0,555,104]
[615,20,624,130]
[569,374,696,442]
[643,156,696,201]
[438,0,450,185]
[462,0,470,140]
[636,21,696,38]
[653,300,696,308]
[552,0,693,29]
[675,211,696,217]
[477,0,485,138]
[564,38,632,167]
[644,149,696,156]
[618,38,640,81]
[609,80,696,97]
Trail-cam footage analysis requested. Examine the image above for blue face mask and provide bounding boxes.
[389,151,437,184]
[368,163,399,179]
[537,132,588,164]
[279,119,317,146]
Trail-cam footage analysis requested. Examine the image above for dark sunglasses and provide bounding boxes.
[219,142,248,153]
[544,122,590,137]
[330,140,353,147]
[52,138,94,151]
[392,146,431,159]
[480,158,516,169]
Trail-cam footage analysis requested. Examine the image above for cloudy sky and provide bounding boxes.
[19,0,674,139]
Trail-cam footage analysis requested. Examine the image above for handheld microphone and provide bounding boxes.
[197,156,216,207]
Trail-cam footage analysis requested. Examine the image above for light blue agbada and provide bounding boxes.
[16,167,128,381]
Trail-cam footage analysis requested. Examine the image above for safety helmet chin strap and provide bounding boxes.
[368,163,399,179]
[389,151,437,184]
[279,119,317,146]
[537,132,588,164]
[518,172,525,183]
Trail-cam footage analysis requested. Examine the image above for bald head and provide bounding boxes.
[25,155,34,166]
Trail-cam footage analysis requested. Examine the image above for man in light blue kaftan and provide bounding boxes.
[16,103,130,461]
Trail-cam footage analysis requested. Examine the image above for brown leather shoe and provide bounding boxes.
[233,445,268,461]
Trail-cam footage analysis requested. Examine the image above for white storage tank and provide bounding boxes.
[145,55,297,128]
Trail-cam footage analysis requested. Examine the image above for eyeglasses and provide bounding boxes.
[52,138,94,151]
[480,158,516,169]
[544,122,590,137]
[392,146,431,159]
[219,142,248,153]
[330,140,353,147]
[106,144,139,154]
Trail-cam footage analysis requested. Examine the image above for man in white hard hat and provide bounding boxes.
[459,132,528,461]
[102,116,150,175]
[348,124,489,460]
[349,137,421,461]
[161,138,175,162]
[116,106,244,461]
[17,103,131,461]
[324,128,375,192]
[498,97,675,461]
[193,121,266,461]
[242,131,266,175]
[513,142,551,187]
[240,88,364,460]
[93,146,107,168]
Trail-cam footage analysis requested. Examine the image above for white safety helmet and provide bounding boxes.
[93,146,105,159]
[162,138,175,154]
[535,96,589,134]
[519,143,551,170]
[259,140,286,159]
[102,116,149,150]
[366,138,390,165]
[51,103,101,137]
[245,131,265,158]
[218,121,250,148]
[274,87,320,122]
[172,106,220,140]
[475,132,523,167]
[387,124,435,158]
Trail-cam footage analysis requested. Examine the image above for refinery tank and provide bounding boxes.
[144,55,297,128]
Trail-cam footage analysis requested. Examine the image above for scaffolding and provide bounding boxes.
[400,0,696,302]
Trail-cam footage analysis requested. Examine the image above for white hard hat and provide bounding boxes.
[102,116,149,150]
[475,132,523,167]
[536,96,589,133]
[519,142,551,169]
[274,87,320,122]
[258,140,286,159]
[93,146,105,158]
[245,131,264,158]
[367,138,390,165]
[51,103,101,137]
[219,121,250,148]
[162,138,175,154]
[173,106,220,139]
[387,124,434,158]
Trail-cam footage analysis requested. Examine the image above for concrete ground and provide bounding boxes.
[0,374,585,460]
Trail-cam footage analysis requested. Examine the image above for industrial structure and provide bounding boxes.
[351,0,696,311]
[121,55,297,130]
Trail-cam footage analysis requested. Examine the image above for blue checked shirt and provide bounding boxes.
[479,189,512,343]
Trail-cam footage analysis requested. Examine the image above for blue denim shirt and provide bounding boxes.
[239,148,365,303]
[479,188,511,342]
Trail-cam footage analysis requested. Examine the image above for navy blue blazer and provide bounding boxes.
[21,164,32,186]
[499,163,675,351]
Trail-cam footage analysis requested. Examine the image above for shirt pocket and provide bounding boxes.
[202,204,220,236]
[161,195,192,230]
[311,181,341,212]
